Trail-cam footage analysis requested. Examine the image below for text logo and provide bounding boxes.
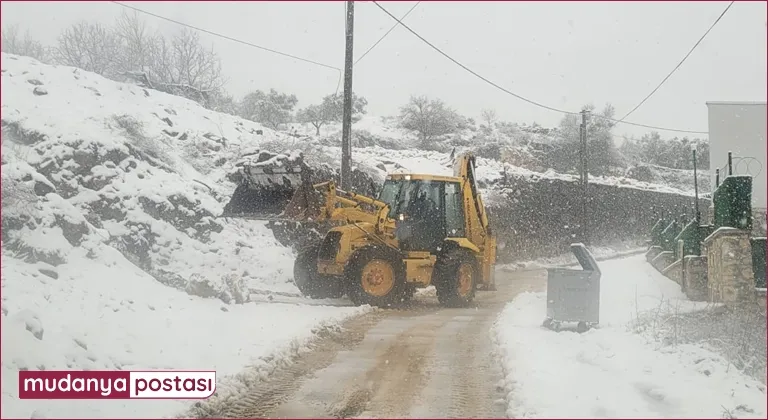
[19,370,216,399]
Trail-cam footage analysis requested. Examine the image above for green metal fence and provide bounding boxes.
[713,175,753,230]
[751,237,766,288]
[650,219,668,247]
[661,220,682,253]
[673,221,715,259]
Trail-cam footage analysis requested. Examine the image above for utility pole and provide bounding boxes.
[340,0,355,190]
[579,109,589,244]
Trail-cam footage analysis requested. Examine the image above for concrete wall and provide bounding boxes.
[706,102,767,209]
[486,176,710,262]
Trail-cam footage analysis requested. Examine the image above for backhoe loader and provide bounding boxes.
[221,150,497,307]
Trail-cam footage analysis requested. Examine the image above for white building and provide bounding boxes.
[706,101,767,215]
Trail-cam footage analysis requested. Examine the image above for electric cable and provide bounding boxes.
[355,1,421,66]
[616,1,735,124]
[111,1,343,93]
[373,1,711,134]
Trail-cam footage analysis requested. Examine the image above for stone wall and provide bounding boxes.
[704,228,756,304]
[652,251,675,273]
[663,259,682,284]
[486,176,710,262]
[645,246,662,262]
[683,255,709,301]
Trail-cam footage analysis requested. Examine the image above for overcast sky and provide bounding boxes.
[2,1,766,140]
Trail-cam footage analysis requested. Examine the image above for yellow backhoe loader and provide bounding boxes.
[221,151,497,307]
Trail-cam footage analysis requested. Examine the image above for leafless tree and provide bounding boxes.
[110,15,225,107]
[156,28,224,91]
[54,21,120,76]
[1,24,50,62]
[113,11,160,77]
[481,108,497,130]
[399,95,461,147]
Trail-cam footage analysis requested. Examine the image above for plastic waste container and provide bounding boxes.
[542,243,601,333]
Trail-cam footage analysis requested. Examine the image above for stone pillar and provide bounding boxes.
[683,255,708,301]
[752,207,767,238]
[703,228,756,304]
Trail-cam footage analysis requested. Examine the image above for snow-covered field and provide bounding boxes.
[493,255,767,419]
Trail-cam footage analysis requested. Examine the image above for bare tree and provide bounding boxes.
[54,21,120,76]
[111,18,225,107]
[399,95,460,147]
[158,28,224,91]
[1,24,50,62]
[481,108,497,130]
[113,11,161,77]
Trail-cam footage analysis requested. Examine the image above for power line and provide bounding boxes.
[615,1,735,124]
[354,1,421,66]
[371,1,578,116]
[607,118,708,135]
[373,1,711,135]
[110,1,342,93]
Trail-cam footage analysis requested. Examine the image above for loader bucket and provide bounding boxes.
[221,150,312,220]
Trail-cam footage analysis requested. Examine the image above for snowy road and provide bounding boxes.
[193,268,547,418]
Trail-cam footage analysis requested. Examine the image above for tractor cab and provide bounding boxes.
[380,174,466,253]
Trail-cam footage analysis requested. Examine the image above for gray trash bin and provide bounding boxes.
[542,243,601,333]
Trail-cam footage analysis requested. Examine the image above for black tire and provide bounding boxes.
[577,321,588,333]
[344,245,407,308]
[434,248,479,307]
[293,240,344,299]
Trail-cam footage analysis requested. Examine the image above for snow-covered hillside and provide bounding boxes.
[0,53,374,418]
[269,114,701,197]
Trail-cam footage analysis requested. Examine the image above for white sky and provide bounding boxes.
[2,1,766,140]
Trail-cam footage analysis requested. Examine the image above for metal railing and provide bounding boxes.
[715,151,763,188]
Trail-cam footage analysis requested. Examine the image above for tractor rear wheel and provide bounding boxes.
[434,248,478,307]
[344,246,407,307]
[293,240,344,299]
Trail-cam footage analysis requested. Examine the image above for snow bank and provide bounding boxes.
[493,255,767,418]
[1,241,369,419]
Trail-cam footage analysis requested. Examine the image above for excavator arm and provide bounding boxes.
[452,153,497,290]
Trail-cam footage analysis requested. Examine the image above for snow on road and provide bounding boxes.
[493,254,767,419]
[1,243,370,419]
